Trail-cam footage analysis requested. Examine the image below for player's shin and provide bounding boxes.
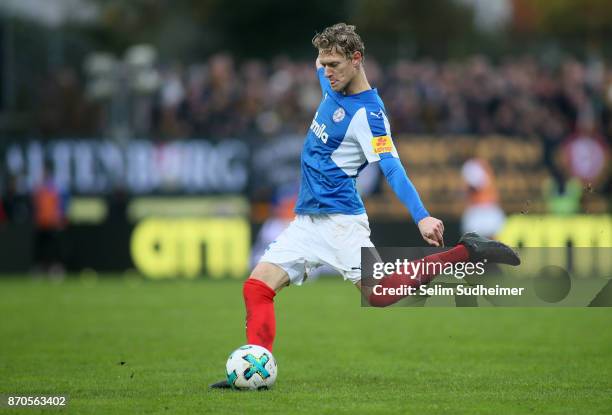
[368,245,470,307]
[243,278,277,352]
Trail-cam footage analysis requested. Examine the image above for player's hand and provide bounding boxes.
[418,216,445,247]
[315,57,323,69]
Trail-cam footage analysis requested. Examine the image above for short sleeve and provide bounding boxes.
[348,107,399,163]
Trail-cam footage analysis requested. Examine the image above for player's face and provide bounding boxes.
[318,49,360,92]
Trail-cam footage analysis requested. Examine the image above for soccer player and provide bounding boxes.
[211,23,519,388]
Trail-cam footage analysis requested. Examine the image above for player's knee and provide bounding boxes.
[248,263,289,292]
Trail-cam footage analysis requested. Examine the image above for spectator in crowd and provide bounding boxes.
[32,164,70,276]
[461,158,505,238]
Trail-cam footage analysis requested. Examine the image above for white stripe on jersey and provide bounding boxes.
[330,107,369,176]
[330,108,399,176]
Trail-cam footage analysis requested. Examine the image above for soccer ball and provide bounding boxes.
[225,344,277,390]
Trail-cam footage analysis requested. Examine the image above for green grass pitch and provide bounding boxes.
[1,276,611,414]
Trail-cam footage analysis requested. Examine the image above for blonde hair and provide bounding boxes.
[312,23,365,59]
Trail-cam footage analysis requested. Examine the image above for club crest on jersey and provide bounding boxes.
[310,112,329,143]
[372,135,393,154]
[332,107,345,123]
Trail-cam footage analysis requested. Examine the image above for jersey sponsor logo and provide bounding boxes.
[310,112,329,143]
[372,135,393,154]
[369,109,384,119]
[332,107,345,123]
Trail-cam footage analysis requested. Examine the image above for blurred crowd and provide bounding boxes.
[150,54,612,142]
[27,53,612,198]
[35,53,612,142]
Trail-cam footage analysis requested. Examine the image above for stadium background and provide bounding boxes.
[0,0,610,276]
[0,1,611,413]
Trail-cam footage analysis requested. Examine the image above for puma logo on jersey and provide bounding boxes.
[370,110,384,118]
[310,112,329,143]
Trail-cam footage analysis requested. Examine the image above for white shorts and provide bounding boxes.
[259,213,374,285]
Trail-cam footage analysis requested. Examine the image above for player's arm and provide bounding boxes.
[354,107,444,246]
[378,154,444,247]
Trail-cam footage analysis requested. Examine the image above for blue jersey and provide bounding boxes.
[295,68,399,215]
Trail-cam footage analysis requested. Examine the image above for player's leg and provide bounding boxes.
[210,262,290,389]
[361,232,520,307]
[243,262,289,353]
[211,215,312,389]
[240,215,316,356]
[359,244,470,306]
[249,261,290,292]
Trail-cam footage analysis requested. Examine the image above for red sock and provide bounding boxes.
[369,245,470,307]
[243,279,276,352]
